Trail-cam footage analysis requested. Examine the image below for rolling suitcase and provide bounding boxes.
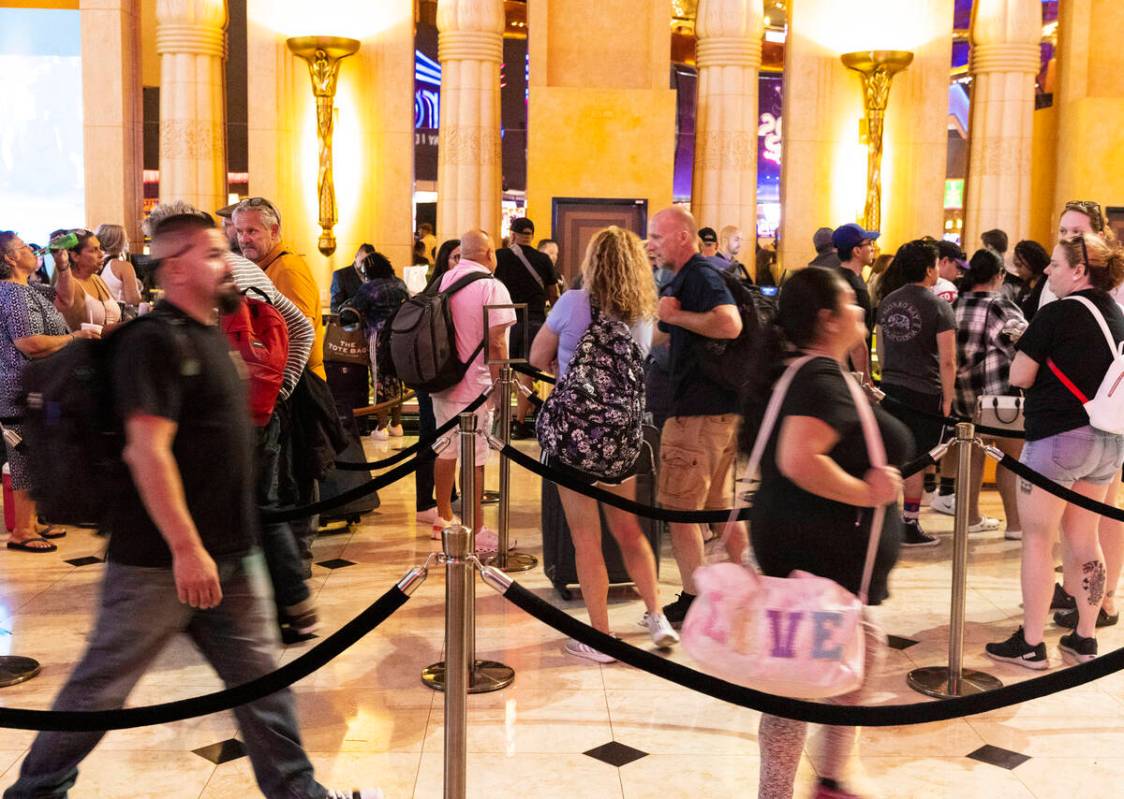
[317,413,379,529]
[541,423,662,600]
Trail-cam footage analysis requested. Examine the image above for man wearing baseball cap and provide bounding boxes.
[934,239,968,304]
[495,217,560,437]
[697,227,719,258]
[831,222,878,381]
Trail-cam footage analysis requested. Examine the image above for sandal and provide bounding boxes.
[35,527,66,540]
[7,537,58,553]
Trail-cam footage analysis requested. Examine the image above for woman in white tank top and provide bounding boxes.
[95,223,142,305]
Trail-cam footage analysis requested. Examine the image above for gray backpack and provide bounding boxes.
[387,271,493,393]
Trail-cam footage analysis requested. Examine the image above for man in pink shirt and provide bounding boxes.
[432,229,516,543]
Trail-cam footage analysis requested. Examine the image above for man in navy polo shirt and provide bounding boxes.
[648,206,746,626]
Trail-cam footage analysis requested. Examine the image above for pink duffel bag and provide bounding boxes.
[682,356,887,699]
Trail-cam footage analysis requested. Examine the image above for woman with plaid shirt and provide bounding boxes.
[954,250,1028,539]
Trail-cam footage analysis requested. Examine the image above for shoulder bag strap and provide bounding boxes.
[440,270,493,297]
[1062,295,1120,355]
[510,244,545,290]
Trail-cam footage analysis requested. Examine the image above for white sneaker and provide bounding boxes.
[325,789,384,799]
[1004,528,1023,541]
[370,427,390,441]
[564,638,615,663]
[431,517,459,539]
[388,424,405,437]
[473,526,515,554]
[930,493,956,516]
[416,507,441,525]
[967,516,1000,533]
[643,611,680,648]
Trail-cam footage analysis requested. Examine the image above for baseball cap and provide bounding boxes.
[936,239,969,270]
[698,227,718,245]
[812,226,834,252]
[831,223,880,251]
[510,217,534,235]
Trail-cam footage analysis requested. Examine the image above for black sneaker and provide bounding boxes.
[985,627,1049,670]
[901,519,939,548]
[1050,583,1076,611]
[662,592,696,628]
[1058,630,1098,663]
[1052,606,1119,629]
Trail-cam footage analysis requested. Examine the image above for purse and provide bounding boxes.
[323,309,371,365]
[681,355,886,699]
[974,395,1024,433]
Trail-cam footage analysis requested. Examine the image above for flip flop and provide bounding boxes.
[35,527,66,540]
[6,537,58,553]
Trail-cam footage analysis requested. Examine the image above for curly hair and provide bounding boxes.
[579,227,657,324]
[1059,234,1124,292]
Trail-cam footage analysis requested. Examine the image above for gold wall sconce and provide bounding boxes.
[286,35,361,257]
[841,50,914,233]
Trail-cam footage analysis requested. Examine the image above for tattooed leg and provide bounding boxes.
[1083,560,1107,606]
[1019,477,1033,495]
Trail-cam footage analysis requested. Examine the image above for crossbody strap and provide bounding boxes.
[510,244,545,290]
[1047,295,1123,404]
[729,355,888,604]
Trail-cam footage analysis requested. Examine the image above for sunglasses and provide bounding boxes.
[237,197,281,225]
[1063,200,1105,231]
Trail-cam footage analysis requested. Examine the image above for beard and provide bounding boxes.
[216,282,242,315]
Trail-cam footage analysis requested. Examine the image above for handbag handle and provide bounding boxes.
[727,354,888,604]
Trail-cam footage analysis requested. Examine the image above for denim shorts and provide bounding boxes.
[1021,425,1124,488]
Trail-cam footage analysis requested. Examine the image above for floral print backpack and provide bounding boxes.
[535,306,646,481]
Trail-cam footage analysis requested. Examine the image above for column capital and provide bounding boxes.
[969,42,1040,75]
[695,0,765,42]
[971,0,1042,48]
[437,0,505,37]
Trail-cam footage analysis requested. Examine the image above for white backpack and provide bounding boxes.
[1048,295,1124,435]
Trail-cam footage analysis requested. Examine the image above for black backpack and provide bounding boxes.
[695,263,766,394]
[20,316,193,525]
[386,271,493,393]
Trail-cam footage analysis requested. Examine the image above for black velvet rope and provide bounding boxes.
[261,455,420,523]
[510,363,556,384]
[879,393,1026,440]
[502,443,929,522]
[500,443,751,523]
[994,454,1124,522]
[0,584,411,731]
[499,579,1124,726]
[333,391,490,471]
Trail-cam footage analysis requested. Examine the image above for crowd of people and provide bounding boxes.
[2,194,1124,799]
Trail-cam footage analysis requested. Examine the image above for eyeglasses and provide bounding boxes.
[1064,200,1105,231]
[237,197,281,225]
[1078,235,1090,268]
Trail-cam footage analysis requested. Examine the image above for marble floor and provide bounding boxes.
[1,435,1122,799]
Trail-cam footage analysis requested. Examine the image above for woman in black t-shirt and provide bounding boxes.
[986,234,1124,670]
[743,267,909,799]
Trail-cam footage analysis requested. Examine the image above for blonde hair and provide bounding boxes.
[1059,233,1124,292]
[580,227,657,324]
[94,223,128,259]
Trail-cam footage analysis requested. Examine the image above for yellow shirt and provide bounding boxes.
[258,242,326,379]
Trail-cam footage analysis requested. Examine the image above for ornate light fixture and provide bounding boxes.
[841,50,914,232]
[286,35,361,256]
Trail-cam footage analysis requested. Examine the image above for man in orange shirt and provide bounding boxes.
[233,197,326,379]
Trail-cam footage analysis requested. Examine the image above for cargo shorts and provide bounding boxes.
[657,414,739,511]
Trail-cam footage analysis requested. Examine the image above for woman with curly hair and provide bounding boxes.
[529,226,679,661]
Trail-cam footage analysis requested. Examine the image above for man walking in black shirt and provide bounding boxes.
[4,215,380,799]
[495,217,559,437]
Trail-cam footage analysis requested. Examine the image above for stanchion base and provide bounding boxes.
[0,656,41,688]
[907,666,1003,699]
[482,490,501,505]
[421,660,516,694]
[480,550,538,573]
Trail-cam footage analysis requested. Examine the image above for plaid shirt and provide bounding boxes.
[954,291,1027,416]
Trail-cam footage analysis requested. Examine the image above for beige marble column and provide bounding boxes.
[80,0,144,243]
[436,0,504,242]
[963,0,1040,249]
[691,0,764,250]
[156,0,229,214]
